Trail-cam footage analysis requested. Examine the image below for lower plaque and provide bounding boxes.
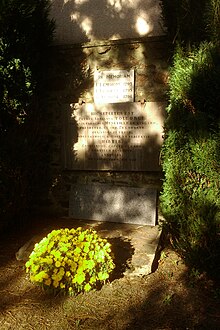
[63,102,166,171]
[69,183,157,226]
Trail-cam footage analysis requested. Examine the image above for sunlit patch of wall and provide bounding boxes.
[49,0,166,45]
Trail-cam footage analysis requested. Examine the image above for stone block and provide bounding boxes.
[69,183,157,226]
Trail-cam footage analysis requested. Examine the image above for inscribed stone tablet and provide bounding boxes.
[63,102,166,171]
[94,69,134,103]
[69,184,157,226]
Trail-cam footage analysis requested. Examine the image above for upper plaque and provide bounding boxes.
[94,69,134,104]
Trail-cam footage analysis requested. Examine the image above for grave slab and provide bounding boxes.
[69,183,157,226]
[16,218,162,277]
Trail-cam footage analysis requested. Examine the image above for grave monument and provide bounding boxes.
[66,69,166,225]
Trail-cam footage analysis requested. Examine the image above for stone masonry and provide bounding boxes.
[36,36,170,217]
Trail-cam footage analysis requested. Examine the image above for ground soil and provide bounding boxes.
[0,217,219,330]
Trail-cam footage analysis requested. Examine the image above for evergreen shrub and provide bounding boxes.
[0,0,54,130]
[160,42,220,276]
[0,0,54,226]
[205,0,220,41]
[26,228,115,295]
[160,0,207,45]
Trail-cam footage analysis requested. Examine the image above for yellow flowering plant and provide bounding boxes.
[25,227,115,295]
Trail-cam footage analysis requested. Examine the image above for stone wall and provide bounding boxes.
[49,0,166,45]
[39,36,170,216]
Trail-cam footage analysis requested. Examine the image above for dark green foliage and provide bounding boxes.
[0,0,54,76]
[160,42,220,276]
[0,0,54,129]
[160,0,220,277]
[167,43,220,126]
[205,0,220,41]
[160,0,220,46]
[0,0,54,228]
[0,40,33,129]
[160,0,207,45]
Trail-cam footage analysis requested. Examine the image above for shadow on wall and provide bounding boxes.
[62,102,165,171]
[49,0,166,44]
[69,183,157,225]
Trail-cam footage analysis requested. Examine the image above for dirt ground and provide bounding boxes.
[0,217,219,330]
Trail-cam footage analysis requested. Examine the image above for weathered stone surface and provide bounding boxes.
[50,1,165,45]
[93,220,162,277]
[123,224,161,277]
[63,102,166,171]
[69,183,157,226]
[33,37,169,216]
[16,218,162,277]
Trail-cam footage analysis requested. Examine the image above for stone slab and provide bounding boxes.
[16,218,162,277]
[69,183,157,226]
[122,224,161,277]
[94,69,134,103]
[63,102,166,171]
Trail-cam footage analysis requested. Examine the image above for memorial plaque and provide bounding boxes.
[63,102,165,171]
[69,183,157,226]
[94,69,134,103]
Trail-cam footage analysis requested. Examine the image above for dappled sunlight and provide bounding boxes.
[71,12,94,39]
[80,16,93,37]
[69,183,157,225]
[135,14,151,35]
[49,0,165,44]
[92,187,127,220]
[75,0,88,4]
[106,0,137,17]
[68,102,165,171]
[0,219,219,328]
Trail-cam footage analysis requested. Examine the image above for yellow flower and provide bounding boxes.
[55,261,61,267]
[53,280,59,288]
[44,278,52,286]
[34,271,47,283]
[53,268,58,274]
[98,272,109,281]
[73,272,85,285]
[47,258,53,265]
[25,260,31,269]
[25,227,115,295]
[51,250,61,259]
[89,251,94,258]
[52,273,59,280]
[84,283,91,291]
[83,242,90,253]
[58,267,65,276]
[74,247,81,254]
[30,274,35,282]
[89,276,96,284]
[32,264,40,273]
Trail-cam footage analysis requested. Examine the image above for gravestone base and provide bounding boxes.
[16,218,162,277]
[69,183,157,226]
[122,224,161,277]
